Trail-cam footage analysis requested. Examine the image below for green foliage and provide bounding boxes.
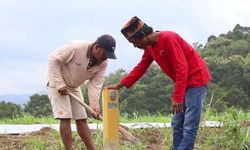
[204,83,229,111]
[192,42,203,51]
[103,69,128,104]
[120,112,171,123]
[116,64,173,115]
[202,24,250,58]
[97,24,250,115]
[1,109,248,149]
[219,108,250,149]
[195,107,250,149]
[199,25,250,111]
[0,113,58,124]
[23,136,49,150]
[104,68,127,86]
[204,55,249,110]
[229,40,250,57]
[0,101,23,118]
[71,25,250,116]
[207,35,217,42]
[81,83,89,104]
[102,24,250,114]
[22,129,64,150]
[24,94,52,117]
[201,108,250,149]
[2,24,248,118]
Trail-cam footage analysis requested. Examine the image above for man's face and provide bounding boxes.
[93,44,107,62]
[128,37,147,50]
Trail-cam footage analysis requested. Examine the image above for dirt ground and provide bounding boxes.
[1,124,249,150]
[0,127,53,150]
[0,127,168,150]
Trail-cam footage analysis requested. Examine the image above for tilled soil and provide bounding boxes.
[0,127,55,150]
[1,126,242,150]
[0,127,168,150]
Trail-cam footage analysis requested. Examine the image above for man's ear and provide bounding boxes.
[94,43,101,49]
[92,43,98,52]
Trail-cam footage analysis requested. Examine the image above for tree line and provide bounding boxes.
[0,24,249,118]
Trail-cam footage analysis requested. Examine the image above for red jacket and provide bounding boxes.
[121,31,211,103]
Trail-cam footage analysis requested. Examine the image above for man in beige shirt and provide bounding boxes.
[46,34,116,150]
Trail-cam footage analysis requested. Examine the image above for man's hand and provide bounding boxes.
[91,107,101,120]
[58,86,69,95]
[172,101,184,114]
[106,82,124,90]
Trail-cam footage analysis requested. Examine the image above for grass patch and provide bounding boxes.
[0,113,59,124]
[120,112,171,123]
[2,107,249,125]
[0,112,171,124]
[0,108,249,149]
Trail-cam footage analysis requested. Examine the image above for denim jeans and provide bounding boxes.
[171,84,208,150]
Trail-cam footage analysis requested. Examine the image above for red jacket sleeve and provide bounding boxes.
[166,36,188,103]
[121,50,154,88]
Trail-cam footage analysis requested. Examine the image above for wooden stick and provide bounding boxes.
[68,92,140,143]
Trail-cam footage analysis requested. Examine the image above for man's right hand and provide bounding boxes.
[172,101,184,114]
[91,107,101,120]
[58,86,69,95]
[106,82,124,90]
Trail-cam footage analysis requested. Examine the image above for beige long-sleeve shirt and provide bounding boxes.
[47,40,108,108]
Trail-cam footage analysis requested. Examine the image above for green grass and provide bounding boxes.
[1,108,249,124]
[198,107,250,149]
[0,112,171,124]
[120,112,172,123]
[0,113,59,124]
[0,108,249,149]
[23,136,49,150]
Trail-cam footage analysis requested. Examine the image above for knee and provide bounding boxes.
[183,125,199,138]
[172,115,184,129]
[76,119,87,126]
[59,119,71,131]
[60,118,71,123]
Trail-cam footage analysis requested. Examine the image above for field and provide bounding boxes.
[0,108,249,150]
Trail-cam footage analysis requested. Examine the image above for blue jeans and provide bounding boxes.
[171,84,208,150]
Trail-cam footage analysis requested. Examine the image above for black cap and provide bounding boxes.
[95,34,116,59]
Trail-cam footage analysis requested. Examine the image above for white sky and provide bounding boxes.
[0,0,250,95]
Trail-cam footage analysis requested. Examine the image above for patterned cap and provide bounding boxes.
[121,16,145,39]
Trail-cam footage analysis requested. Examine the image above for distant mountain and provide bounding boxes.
[0,91,47,105]
[0,94,31,105]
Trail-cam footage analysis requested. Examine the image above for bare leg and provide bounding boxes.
[76,119,95,150]
[60,119,73,150]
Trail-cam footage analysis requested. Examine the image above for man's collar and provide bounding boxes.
[86,43,93,58]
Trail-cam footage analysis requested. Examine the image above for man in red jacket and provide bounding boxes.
[108,16,211,150]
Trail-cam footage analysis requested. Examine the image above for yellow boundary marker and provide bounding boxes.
[102,88,119,150]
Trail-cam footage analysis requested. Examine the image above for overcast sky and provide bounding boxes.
[0,0,250,95]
